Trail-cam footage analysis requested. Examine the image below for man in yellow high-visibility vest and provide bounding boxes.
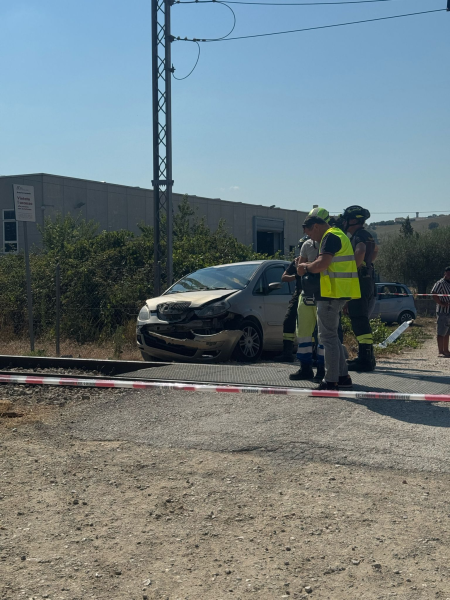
[297,215,361,391]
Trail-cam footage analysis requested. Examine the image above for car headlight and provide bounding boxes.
[196,300,230,318]
[138,305,150,321]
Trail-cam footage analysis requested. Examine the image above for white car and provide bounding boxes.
[371,282,417,324]
[136,260,295,362]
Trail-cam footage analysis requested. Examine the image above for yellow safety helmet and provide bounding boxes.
[308,207,330,223]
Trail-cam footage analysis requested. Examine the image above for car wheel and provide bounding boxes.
[398,311,415,324]
[232,320,263,362]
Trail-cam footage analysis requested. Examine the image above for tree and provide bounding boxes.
[399,216,414,238]
[376,227,450,293]
[38,213,98,254]
[428,222,439,230]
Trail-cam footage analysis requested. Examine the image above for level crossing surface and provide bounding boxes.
[121,360,450,397]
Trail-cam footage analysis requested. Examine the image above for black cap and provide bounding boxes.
[303,216,328,229]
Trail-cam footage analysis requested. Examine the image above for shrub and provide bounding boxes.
[0,200,266,342]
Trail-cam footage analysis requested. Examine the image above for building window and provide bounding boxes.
[3,209,18,253]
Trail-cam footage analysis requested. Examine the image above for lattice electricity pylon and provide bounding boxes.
[152,0,174,297]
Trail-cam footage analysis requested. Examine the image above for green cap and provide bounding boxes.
[308,207,330,223]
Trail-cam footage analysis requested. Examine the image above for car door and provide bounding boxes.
[370,285,382,319]
[261,263,293,349]
[378,284,404,322]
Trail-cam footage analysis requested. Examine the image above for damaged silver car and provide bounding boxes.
[136,260,294,362]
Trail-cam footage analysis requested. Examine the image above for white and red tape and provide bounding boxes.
[0,373,449,403]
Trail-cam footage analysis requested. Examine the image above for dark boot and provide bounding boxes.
[338,375,353,389]
[313,364,325,383]
[347,344,376,372]
[273,340,294,362]
[289,364,314,380]
[315,380,339,391]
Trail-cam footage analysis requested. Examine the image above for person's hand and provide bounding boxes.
[297,263,306,276]
[342,302,349,315]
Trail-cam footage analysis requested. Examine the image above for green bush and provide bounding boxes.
[0,198,266,343]
[376,226,450,293]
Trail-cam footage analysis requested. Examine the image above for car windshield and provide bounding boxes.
[165,263,261,294]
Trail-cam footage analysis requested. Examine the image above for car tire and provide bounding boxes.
[398,311,415,324]
[232,320,263,362]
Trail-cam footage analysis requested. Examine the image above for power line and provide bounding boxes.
[173,41,201,79]
[172,1,236,78]
[177,0,423,5]
[175,8,446,41]
[366,211,450,215]
[203,1,237,40]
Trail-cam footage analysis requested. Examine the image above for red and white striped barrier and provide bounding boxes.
[0,373,449,403]
[378,293,450,297]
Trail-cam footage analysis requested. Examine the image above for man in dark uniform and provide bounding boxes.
[340,206,378,372]
[273,237,307,362]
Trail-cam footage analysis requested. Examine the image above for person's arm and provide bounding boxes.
[293,255,309,276]
[354,242,366,269]
[297,233,339,275]
[432,292,447,307]
[282,261,296,282]
[372,244,379,263]
[297,253,333,275]
[431,284,446,307]
[432,294,448,307]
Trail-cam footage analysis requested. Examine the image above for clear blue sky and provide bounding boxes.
[0,0,448,222]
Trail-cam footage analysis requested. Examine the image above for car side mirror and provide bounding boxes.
[268,282,282,292]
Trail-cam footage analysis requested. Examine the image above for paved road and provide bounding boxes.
[68,348,450,474]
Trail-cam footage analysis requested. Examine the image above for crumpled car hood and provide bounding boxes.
[145,289,237,310]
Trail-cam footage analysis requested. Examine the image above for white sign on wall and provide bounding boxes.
[13,184,36,222]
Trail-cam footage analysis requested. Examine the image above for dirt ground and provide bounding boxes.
[2,328,450,600]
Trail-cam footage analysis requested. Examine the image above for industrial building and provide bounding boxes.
[0,173,308,256]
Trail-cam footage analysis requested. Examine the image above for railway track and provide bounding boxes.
[0,354,168,375]
[1,354,449,403]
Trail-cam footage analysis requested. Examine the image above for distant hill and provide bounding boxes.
[370,214,450,241]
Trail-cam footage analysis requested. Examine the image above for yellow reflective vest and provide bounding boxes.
[319,227,361,299]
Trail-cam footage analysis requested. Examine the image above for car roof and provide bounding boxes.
[205,259,288,268]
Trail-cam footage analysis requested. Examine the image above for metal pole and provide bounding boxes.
[151,0,161,297]
[151,0,174,296]
[23,222,34,352]
[55,263,60,357]
[165,0,173,287]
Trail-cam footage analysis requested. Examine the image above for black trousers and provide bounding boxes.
[347,277,376,343]
[283,292,300,341]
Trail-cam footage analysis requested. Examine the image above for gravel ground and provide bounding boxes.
[2,322,450,599]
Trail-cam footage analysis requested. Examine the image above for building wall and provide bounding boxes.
[0,173,308,254]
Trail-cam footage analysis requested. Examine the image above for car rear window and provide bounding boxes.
[378,285,408,298]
